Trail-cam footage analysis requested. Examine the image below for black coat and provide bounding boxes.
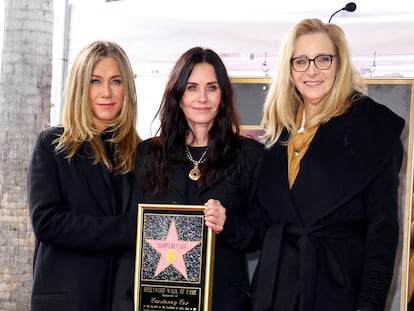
[27,127,136,311]
[124,136,264,311]
[252,96,405,311]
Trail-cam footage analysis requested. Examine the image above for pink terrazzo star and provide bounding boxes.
[146,218,200,279]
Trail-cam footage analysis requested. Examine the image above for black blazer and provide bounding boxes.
[252,96,405,311]
[28,127,136,311]
[127,136,264,311]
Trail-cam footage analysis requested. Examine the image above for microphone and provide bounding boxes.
[328,2,357,23]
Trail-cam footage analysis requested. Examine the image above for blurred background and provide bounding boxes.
[51,0,414,137]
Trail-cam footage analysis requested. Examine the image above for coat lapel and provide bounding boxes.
[76,146,115,216]
[164,162,187,201]
[290,118,356,224]
[121,172,134,214]
[291,100,404,225]
[258,144,304,225]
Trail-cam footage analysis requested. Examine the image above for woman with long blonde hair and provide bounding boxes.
[28,40,140,311]
[252,19,404,311]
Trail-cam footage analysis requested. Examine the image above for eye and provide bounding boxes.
[90,79,101,85]
[317,55,331,64]
[294,58,307,66]
[111,79,122,86]
[187,84,197,92]
[206,84,218,92]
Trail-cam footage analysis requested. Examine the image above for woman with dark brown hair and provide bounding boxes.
[117,47,264,311]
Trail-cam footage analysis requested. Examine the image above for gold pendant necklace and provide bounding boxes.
[185,145,208,181]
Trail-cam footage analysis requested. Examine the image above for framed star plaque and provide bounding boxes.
[134,203,216,311]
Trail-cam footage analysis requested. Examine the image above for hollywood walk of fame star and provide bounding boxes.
[146,218,200,279]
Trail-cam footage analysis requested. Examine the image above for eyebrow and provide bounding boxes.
[90,74,122,79]
[293,53,334,58]
[186,81,218,85]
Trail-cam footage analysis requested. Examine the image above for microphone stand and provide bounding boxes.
[328,2,357,23]
[329,8,344,23]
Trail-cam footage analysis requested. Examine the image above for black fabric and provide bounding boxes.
[28,127,136,311]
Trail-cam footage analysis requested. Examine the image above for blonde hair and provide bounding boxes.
[56,40,139,174]
[261,18,366,148]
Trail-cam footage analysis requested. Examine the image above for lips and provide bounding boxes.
[304,81,322,85]
[97,103,115,108]
[193,107,210,112]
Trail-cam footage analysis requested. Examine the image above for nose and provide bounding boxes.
[198,88,208,102]
[101,82,112,98]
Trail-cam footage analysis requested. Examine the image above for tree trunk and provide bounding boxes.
[0,1,53,310]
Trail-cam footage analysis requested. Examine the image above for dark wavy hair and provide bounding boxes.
[142,47,241,194]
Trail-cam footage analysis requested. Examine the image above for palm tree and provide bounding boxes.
[0,0,53,309]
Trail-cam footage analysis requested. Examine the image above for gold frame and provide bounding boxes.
[232,77,414,311]
[134,203,216,311]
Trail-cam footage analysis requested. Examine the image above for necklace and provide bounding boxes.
[185,145,208,181]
